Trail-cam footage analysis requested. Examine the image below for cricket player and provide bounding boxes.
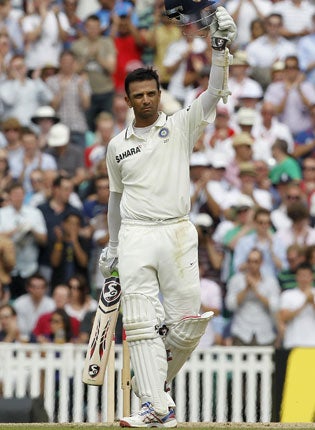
[99,5,237,427]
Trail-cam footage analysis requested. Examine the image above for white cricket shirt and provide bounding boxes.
[106,96,215,221]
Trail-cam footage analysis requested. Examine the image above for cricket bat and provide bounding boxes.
[82,270,121,385]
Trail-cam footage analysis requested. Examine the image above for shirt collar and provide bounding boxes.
[125,112,168,139]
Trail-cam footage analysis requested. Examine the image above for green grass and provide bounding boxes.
[1,424,315,430]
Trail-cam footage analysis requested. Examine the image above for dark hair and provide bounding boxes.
[272,138,288,154]
[85,14,100,23]
[254,206,270,221]
[125,67,160,97]
[51,309,73,342]
[0,303,16,317]
[26,272,47,288]
[296,262,313,273]
[68,273,89,306]
[52,174,71,188]
[287,201,309,222]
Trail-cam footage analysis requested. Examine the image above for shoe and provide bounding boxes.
[120,402,177,428]
[131,377,176,410]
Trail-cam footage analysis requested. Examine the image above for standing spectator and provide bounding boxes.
[47,50,91,148]
[277,244,306,291]
[50,212,91,288]
[297,13,315,87]
[246,13,296,89]
[13,273,55,339]
[269,139,302,185]
[71,14,116,131]
[0,0,23,54]
[226,248,280,346]
[63,0,85,50]
[37,175,83,283]
[278,262,315,348]
[65,274,97,322]
[30,105,60,150]
[0,55,53,126]
[0,182,47,299]
[226,0,272,48]
[15,128,57,194]
[21,0,70,70]
[272,0,315,44]
[46,123,86,189]
[233,207,287,277]
[264,55,315,137]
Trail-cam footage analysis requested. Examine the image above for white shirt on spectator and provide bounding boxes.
[246,35,296,68]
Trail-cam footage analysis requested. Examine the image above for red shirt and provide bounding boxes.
[33,311,80,338]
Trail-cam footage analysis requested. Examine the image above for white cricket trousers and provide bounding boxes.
[118,217,201,326]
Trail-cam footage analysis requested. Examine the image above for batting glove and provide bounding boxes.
[99,246,118,278]
[210,6,237,49]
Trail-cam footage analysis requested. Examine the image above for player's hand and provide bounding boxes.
[99,246,118,278]
[210,7,237,46]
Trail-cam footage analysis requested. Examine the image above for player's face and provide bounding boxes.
[125,79,161,127]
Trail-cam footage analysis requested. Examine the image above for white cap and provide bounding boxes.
[237,107,257,126]
[190,152,209,167]
[234,194,254,209]
[31,106,60,124]
[194,213,213,228]
[47,123,70,147]
[238,81,263,99]
[211,153,228,169]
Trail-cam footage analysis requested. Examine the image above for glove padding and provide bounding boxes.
[210,6,237,45]
[99,246,118,278]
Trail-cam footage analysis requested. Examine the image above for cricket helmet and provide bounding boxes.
[164,0,216,20]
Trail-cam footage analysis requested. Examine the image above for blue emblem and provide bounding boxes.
[159,128,169,138]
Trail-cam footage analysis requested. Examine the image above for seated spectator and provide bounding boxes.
[0,232,15,300]
[65,274,97,322]
[225,248,280,346]
[0,148,12,191]
[233,207,287,277]
[293,104,315,162]
[0,182,47,299]
[277,244,306,291]
[13,273,55,339]
[297,13,315,87]
[50,212,91,289]
[0,304,22,342]
[36,309,76,343]
[269,139,302,185]
[299,157,315,218]
[30,105,60,150]
[32,283,80,340]
[2,117,24,170]
[278,262,315,349]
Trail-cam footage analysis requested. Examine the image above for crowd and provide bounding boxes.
[0,0,314,351]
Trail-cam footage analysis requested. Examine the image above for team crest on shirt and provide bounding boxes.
[158,127,169,143]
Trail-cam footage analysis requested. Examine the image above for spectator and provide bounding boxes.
[111,6,148,93]
[0,304,22,342]
[225,248,280,346]
[0,55,53,126]
[269,139,302,185]
[297,13,315,87]
[272,0,315,44]
[0,0,23,55]
[294,104,315,161]
[30,105,60,150]
[271,181,306,230]
[0,148,13,191]
[112,92,129,135]
[264,55,315,136]
[249,17,265,41]
[226,0,272,48]
[50,211,91,288]
[47,50,91,148]
[278,244,306,291]
[71,14,116,131]
[0,32,13,81]
[32,283,80,340]
[252,101,294,164]
[63,0,85,50]
[84,112,114,172]
[36,308,75,343]
[225,132,254,189]
[0,182,47,299]
[246,13,296,89]
[0,280,10,307]
[21,0,70,70]
[46,123,86,189]
[278,262,315,348]
[300,156,315,218]
[65,273,97,322]
[273,201,315,249]
[13,273,55,339]
[0,232,15,298]
[233,207,287,277]
[37,174,83,282]
[15,127,57,194]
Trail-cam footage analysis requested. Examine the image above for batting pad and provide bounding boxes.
[165,312,214,383]
[122,294,169,415]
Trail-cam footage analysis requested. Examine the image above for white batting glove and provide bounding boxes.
[210,6,237,48]
[99,246,118,278]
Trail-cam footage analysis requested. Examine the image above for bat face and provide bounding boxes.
[82,274,121,385]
